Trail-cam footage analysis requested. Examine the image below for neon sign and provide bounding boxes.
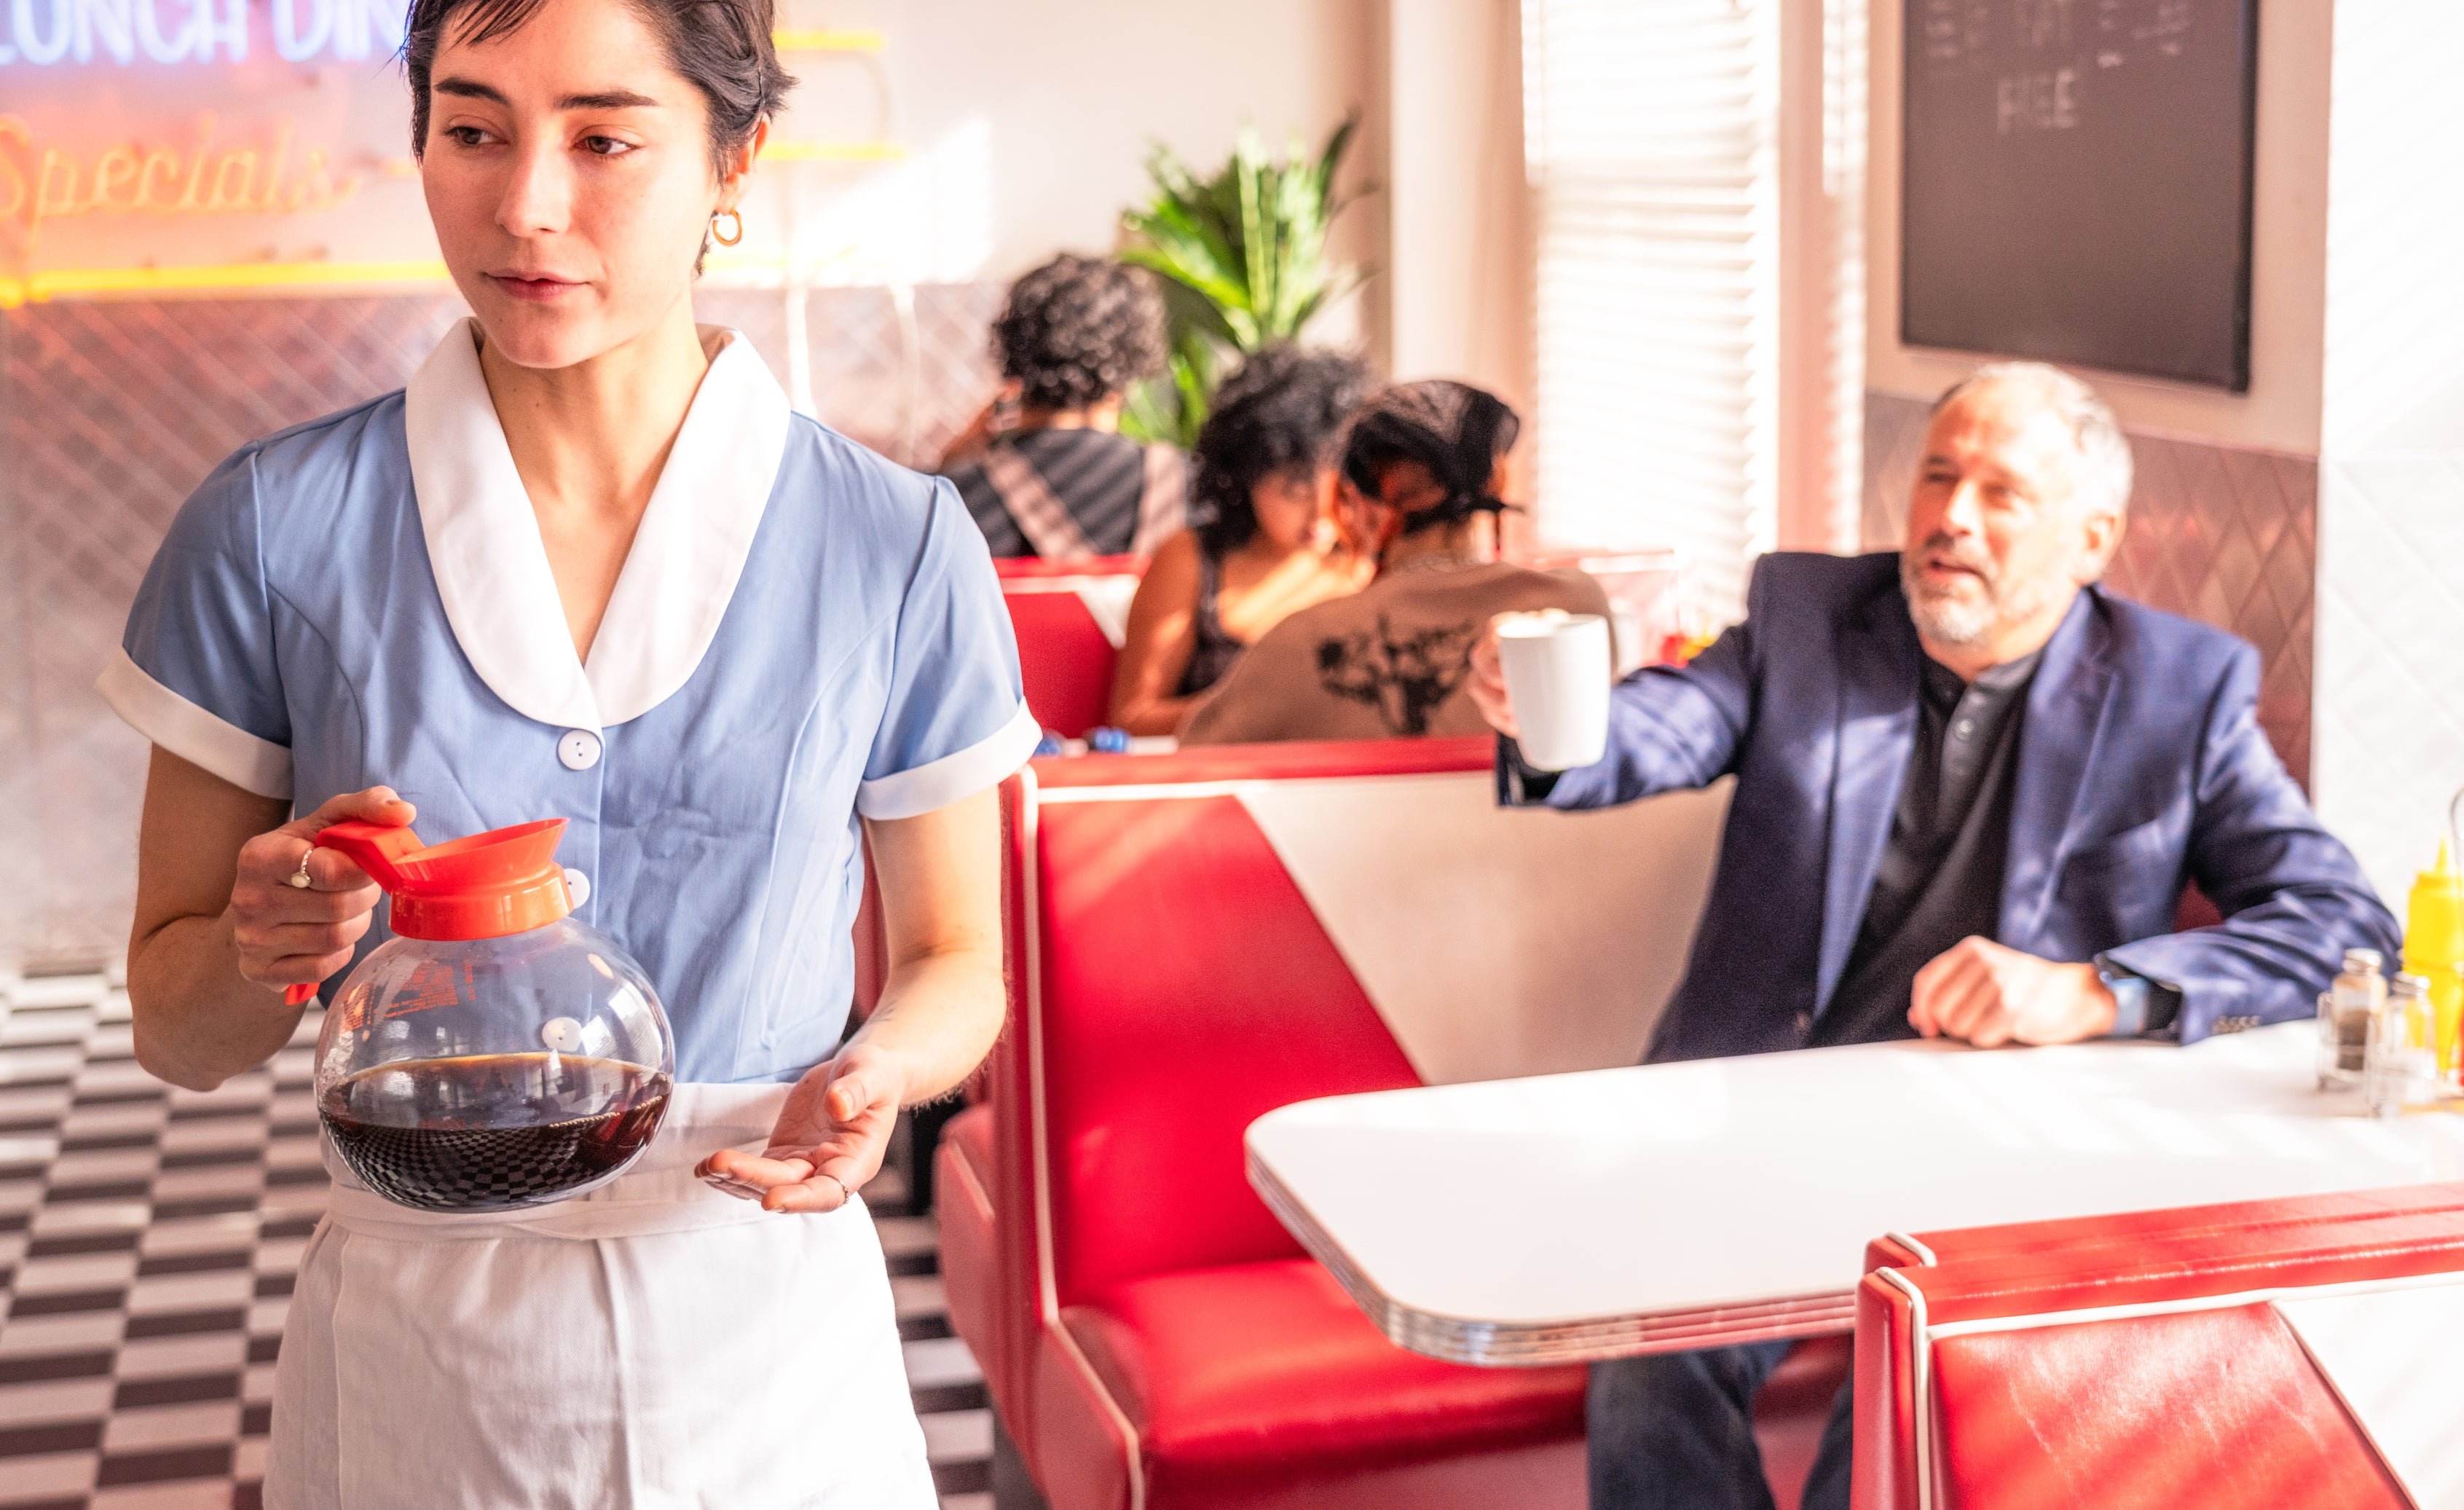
[0,0,406,66]
[1,113,362,240]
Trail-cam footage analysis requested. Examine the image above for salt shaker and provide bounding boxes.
[2366,971,2441,1118]
[2318,947,2385,1090]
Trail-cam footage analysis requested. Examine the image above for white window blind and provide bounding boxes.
[1523,0,1781,623]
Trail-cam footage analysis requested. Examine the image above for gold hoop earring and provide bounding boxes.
[710,208,744,247]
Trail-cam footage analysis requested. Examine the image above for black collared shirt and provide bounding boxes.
[1811,647,2043,1047]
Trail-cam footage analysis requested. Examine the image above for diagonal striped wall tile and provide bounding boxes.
[0,297,469,964]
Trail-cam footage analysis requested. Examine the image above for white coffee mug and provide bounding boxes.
[1495,610,1612,771]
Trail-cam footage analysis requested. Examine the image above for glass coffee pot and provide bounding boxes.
[296,818,675,1211]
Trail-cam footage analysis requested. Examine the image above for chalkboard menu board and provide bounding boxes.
[1902,0,2257,390]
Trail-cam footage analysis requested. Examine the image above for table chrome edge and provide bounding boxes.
[1245,1145,1855,1366]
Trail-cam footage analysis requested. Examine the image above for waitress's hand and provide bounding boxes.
[227,787,416,996]
[696,1042,909,1214]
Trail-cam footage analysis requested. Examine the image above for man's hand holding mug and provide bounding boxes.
[1471,610,1612,771]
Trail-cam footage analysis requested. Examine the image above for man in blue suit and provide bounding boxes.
[1468,362,2399,1510]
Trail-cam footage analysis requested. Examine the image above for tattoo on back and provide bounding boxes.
[1315,616,1483,735]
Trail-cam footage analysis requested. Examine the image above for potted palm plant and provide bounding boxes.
[1117,117,1371,447]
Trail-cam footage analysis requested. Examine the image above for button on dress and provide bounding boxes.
[101,321,1037,1507]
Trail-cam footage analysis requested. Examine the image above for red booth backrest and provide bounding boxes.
[1009,739,1730,1313]
[1857,1182,2464,1510]
[999,556,1144,739]
[1034,789,1425,1302]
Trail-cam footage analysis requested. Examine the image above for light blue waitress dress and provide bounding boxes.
[101,320,1038,1508]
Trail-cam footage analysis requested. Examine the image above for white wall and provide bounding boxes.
[1776,0,1866,551]
[1383,0,1532,406]
[765,0,1380,286]
[2312,0,2464,908]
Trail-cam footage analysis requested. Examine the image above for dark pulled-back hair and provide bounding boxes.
[1191,345,1376,557]
[992,255,1167,412]
[405,0,795,176]
[1341,380,1523,538]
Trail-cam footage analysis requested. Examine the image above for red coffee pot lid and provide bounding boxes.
[314,818,573,943]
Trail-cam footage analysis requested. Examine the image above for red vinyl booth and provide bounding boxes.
[939,738,1849,1509]
[1854,1183,2464,1510]
[997,555,1145,739]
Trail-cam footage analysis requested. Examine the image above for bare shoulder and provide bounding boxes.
[1541,566,1614,616]
[1126,530,1203,621]
[1143,530,1203,593]
[1471,562,1611,617]
[1245,587,1357,654]
[1150,527,1201,572]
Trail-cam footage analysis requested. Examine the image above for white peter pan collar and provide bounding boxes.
[402,318,791,731]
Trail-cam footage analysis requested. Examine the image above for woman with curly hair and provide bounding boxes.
[941,253,1187,557]
[1109,345,1377,734]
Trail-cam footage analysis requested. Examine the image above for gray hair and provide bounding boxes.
[1932,361,2133,519]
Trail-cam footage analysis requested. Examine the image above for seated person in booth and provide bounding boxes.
[940,253,1186,559]
[1465,361,2400,1510]
[1109,345,1377,734]
[1180,380,1606,744]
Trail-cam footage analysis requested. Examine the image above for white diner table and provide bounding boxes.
[1244,1023,2464,1366]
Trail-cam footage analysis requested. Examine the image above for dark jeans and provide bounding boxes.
[1587,1342,1854,1510]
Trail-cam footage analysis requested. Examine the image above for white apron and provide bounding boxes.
[267,1084,937,1510]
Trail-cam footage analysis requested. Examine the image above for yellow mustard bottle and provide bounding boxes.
[2404,840,2464,1080]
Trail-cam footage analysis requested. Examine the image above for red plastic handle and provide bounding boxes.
[313,820,426,891]
[278,820,426,1010]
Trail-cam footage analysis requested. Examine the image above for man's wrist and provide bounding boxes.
[2095,955,2181,1037]
[1497,736,1562,804]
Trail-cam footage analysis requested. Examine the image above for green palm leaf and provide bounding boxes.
[1114,115,1369,447]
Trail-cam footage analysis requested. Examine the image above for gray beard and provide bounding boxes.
[1901,556,2062,648]
[1906,589,1994,645]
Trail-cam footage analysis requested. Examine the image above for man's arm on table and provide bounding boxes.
[2097,644,2401,1042]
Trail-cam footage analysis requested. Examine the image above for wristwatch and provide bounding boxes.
[2095,954,2182,1037]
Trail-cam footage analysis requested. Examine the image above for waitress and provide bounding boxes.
[99,0,1031,1502]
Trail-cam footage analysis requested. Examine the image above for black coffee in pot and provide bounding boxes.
[320,1053,671,1211]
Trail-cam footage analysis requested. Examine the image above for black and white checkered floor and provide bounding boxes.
[0,972,994,1509]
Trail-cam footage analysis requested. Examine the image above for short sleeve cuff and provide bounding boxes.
[857,701,1040,820]
[97,648,294,801]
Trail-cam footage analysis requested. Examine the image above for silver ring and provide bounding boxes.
[824,1173,854,1207]
[286,848,315,889]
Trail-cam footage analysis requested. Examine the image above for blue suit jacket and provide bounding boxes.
[1525,552,2398,1060]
